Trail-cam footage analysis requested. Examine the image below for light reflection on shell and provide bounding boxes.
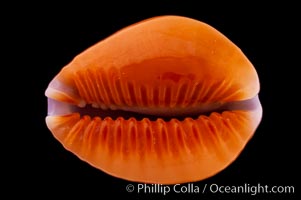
[45,15,262,184]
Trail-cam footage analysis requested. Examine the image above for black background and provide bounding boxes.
[8,1,298,199]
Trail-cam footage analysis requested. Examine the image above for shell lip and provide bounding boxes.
[46,95,261,122]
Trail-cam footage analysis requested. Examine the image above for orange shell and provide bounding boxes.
[45,15,262,184]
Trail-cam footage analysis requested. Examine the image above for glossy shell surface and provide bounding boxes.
[45,16,262,184]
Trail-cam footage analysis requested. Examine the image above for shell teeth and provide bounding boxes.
[109,105,117,110]
[92,103,99,108]
[47,109,258,184]
[100,104,109,110]
[77,100,87,108]
[72,66,244,112]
